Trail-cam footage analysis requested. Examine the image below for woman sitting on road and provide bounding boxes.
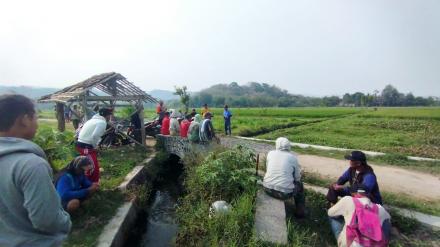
[55,156,99,213]
[188,114,202,142]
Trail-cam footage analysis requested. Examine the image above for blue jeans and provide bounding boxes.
[224,121,231,135]
[329,216,344,240]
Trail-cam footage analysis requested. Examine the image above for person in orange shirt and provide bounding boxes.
[156,100,167,122]
[201,103,210,118]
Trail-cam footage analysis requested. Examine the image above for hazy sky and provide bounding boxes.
[1,0,439,96]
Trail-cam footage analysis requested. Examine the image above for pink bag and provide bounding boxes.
[346,197,387,247]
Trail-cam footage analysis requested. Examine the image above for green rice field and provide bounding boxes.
[39,107,440,158]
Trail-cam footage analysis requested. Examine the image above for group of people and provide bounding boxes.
[0,94,114,246]
[157,102,233,142]
[263,137,391,247]
[1,94,392,246]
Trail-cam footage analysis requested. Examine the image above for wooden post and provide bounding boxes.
[138,101,146,147]
[56,103,65,132]
[82,93,89,121]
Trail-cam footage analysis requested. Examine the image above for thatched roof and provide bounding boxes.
[38,72,157,104]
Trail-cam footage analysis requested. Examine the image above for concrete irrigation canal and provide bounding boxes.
[97,135,440,247]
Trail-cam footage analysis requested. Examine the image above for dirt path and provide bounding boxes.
[220,137,440,201]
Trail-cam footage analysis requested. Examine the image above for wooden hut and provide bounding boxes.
[38,72,158,146]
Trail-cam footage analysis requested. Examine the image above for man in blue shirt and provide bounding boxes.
[223,104,232,136]
[326,151,383,205]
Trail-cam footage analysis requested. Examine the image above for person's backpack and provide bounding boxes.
[346,197,387,247]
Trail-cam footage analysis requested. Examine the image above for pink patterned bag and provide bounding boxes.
[346,198,387,247]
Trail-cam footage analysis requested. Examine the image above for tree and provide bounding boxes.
[174,85,190,113]
[381,84,400,106]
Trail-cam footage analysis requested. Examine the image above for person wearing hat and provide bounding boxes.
[327,151,383,205]
[328,184,391,247]
[76,107,113,183]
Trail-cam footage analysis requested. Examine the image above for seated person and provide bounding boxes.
[55,156,99,213]
[188,114,202,142]
[199,112,216,142]
[160,112,170,135]
[327,151,382,205]
[169,110,180,136]
[180,115,191,138]
[263,137,305,217]
[328,185,391,247]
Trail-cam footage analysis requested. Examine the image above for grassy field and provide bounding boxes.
[39,106,440,158]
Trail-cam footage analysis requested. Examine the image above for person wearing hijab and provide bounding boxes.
[188,114,202,142]
[263,137,305,218]
[169,110,181,136]
[55,156,99,213]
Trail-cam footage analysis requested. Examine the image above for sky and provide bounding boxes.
[0,0,439,97]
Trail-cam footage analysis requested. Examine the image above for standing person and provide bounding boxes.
[160,112,170,135]
[55,156,99,214]
[201,103,210,118]
[190,108,197,118]
[199,112,216,142]
[64,106,71,123]
[263,137,305,218]
[327,151,383,205]
[0,94,71,246]
[76,107,113,183]
[223,104,232,136]
[328,185,391,247]
[169,110,180,136]
[71,105,81,130]
[156,100,167,122]
[180,115,191,138]
[188,114,202,142]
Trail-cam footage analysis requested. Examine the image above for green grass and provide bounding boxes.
[362,107,440,120]
[63,190,125,247]
[257,116,440,159]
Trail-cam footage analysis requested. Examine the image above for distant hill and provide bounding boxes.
[147,89,178,101]
[186,82,321,107]
[0,85,58,99]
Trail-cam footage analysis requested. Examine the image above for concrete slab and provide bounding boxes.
[254,190,288,245]
[117,154,156,191]
[97,201,138,247]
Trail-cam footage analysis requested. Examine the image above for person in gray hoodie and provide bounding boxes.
[0,94,71,247]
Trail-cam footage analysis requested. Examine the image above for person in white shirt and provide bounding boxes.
[328,185,391,247]
[263,137,305,217]
[75,108,113,183]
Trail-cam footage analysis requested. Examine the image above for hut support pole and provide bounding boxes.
[56,103,65,132]
[137,101,146,147]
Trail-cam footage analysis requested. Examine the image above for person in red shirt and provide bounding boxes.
[180,115,191,138]
[160,112,170,135]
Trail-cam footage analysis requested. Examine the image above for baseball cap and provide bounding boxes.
[344,151,366,162]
